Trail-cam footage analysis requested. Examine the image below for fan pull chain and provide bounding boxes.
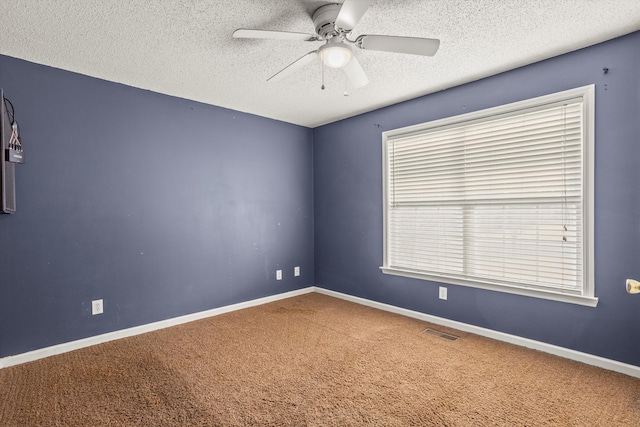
[321,62,325,90]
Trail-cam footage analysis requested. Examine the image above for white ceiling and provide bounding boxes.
[2,1,640,128]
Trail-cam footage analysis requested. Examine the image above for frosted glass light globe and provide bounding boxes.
[319,42,353,68]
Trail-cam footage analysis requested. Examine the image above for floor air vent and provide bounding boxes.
[423,328,459,341]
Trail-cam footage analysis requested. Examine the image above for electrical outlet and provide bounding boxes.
[294,266,300,277]
[276,270,283,280]
[439,287,448,300]
[92,299,104,315]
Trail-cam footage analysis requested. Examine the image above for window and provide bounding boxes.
[381,86,596,306]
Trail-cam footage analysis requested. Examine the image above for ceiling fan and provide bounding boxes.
[232,0,440,89]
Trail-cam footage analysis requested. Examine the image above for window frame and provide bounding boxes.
[380,85,597,307]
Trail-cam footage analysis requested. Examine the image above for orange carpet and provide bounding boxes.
[1,292,638,426]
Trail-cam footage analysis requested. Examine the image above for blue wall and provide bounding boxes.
[2,31,639,367]
[314,31,640,366]
[0,55,314,357]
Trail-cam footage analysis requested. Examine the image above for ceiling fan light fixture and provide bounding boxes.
[319,42,353,68]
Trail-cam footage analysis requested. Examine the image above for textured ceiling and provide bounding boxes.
[2,1,640,128]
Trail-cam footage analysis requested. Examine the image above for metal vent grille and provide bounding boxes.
[423,328,459,341]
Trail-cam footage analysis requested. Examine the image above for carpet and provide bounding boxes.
[1,292,638,426]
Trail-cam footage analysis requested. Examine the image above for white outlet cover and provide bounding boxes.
[294,266,300,277]
[276,270,283,280]
[92,299,104,315]
[439,287,448,300]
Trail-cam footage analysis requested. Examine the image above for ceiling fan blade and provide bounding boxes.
[358,35,440,56]
[233,29,318,41]
[343,56,369,88]
[267,51,319,83]
[335,0,374,31]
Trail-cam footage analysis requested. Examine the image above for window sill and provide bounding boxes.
[379,266,599,307]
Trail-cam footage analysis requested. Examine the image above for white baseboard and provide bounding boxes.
[3,285,639,379]
[0,287,315,369]
[313,287,640,379]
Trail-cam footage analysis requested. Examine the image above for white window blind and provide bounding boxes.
[381,86,596,306]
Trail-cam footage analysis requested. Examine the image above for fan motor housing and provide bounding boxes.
[312,3,342,39]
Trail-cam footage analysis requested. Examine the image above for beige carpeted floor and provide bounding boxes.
[0,292,639,426]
